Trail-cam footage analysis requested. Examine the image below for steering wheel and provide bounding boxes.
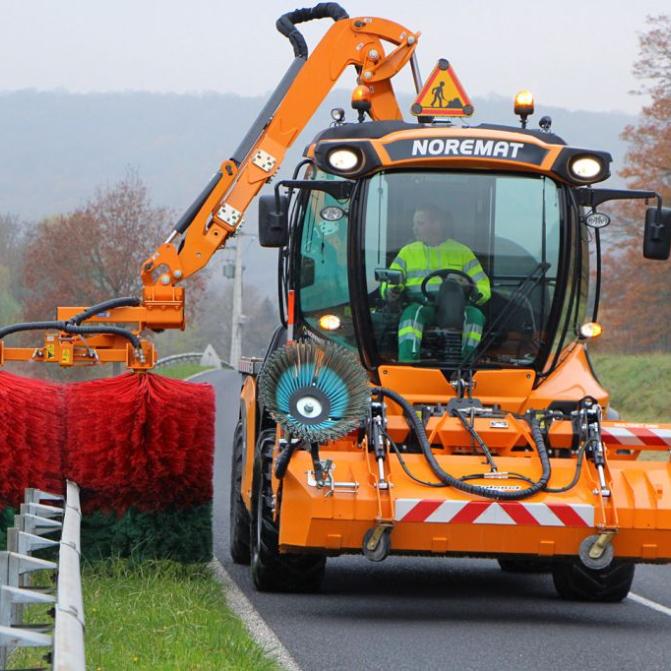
[420,269,477,302]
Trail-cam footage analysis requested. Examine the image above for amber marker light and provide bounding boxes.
[319,314,341,331]
[514,89,534,128]
[352,84,372,108]
[579,322,603,339]
[351,84,372,121]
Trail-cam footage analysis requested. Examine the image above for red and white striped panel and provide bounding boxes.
[601,425,671,448]
[395,499,594,527]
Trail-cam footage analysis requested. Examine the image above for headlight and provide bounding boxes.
[320,206,345,221]
[570,156,604,181]
[318,314,341,331]
[327,148,361,172]
[579,322,603,339]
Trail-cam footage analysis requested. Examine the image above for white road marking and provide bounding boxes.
[629,592,671,617]
[210,559,303,671]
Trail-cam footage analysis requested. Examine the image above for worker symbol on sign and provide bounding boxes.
[430,81,446,107]
[411,59,474,118]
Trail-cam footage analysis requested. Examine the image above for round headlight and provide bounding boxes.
[570,156,603,180]
[327,148,360,172]
[320,206,345,221]
[579,322,603,339]
[318,314,341,331]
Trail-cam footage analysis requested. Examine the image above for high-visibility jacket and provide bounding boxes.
[382,239,491,305]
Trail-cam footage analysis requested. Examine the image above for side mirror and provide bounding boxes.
[259,194,289,248]
[644,206,671,260]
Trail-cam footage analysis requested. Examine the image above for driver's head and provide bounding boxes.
[412,205,451,246]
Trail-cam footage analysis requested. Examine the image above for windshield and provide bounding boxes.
[363,171,562,368]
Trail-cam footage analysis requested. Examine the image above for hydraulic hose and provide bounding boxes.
[0,320,66,340]
[67,296,141,325]
[63,324,141,350]
[276,3,350,58]
[373,386,552,501]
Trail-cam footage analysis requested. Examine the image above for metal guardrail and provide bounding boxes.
[0,481,85,670]
[155,344,226,370]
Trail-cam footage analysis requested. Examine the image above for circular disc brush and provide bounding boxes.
[258,341,371,442]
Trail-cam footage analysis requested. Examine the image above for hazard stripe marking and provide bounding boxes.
[398,499,443,523]
[450,500,490,524]
[396,499,593,527]
[499,501,539,526]
[602,426,671,447]
[547,503,590,527]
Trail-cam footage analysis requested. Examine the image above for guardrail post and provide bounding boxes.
[0,483,84,671]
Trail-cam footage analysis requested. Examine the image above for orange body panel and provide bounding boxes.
[278,450,671,561]
[240,374,258,509]
[259,342,671,562]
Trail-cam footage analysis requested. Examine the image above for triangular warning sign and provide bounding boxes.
[411,59,473,117]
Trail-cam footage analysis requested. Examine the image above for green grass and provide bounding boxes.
[156,363,216,379]
[590,352,671,423]
[10,561,281,671]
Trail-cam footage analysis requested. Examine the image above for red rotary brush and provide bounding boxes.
[0,371,65,509]
[64,373,215,514]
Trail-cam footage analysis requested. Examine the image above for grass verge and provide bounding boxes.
[10,560,281,671]
[590,351,671,423]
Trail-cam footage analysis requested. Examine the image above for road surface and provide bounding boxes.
[201,369,671,671]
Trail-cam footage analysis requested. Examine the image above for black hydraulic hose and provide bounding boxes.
[385,430,446,488]
[452,409,498,471]
[0,320,66,340]
[175,172,222,235]
[545,441,587,493]
[63,324,141,350]
[373,386,552,501]
[0,320,140,352]
[67,296,141,325]
[276,3,349,59]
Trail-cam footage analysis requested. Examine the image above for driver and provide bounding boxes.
[382,205,490,362]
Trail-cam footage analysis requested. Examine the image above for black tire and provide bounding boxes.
[552,560,635,602]
[498,558,553,573]
[250,432,326,592]
[229,418,251,565]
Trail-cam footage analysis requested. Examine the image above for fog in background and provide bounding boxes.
[1,0,669,114]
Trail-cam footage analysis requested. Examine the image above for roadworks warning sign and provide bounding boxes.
[411,59,473,117]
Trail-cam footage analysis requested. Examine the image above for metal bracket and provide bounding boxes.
[216,203,242,227]
[252,149,277,173]
[307,463,359,496]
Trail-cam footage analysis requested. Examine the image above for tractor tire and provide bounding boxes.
[552,560,635,602]
[497,558,553,573]
[250,433,325,593]
[229,418,251,565]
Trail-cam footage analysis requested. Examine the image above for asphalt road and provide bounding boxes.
[202,369,671,671]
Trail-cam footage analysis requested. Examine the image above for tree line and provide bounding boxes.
[0,170,278,377]
[599,15,671,352]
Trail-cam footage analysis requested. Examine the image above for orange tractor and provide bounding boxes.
[1,5,670,600]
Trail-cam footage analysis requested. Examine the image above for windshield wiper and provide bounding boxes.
[464,261,551,369]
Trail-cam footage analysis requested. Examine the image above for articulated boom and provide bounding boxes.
[0,7,418,369]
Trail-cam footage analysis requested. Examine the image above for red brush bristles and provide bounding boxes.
[0,371,215,515]
[0,371,65,508]
[64,373,215,514]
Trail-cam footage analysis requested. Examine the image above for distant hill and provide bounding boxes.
[0,89,637,293]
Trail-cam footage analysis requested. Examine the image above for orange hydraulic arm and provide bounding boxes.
[0,5,419,370]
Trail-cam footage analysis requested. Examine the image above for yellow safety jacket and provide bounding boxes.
[383,239,491,305]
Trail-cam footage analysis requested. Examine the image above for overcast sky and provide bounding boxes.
[1,0,668,114]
